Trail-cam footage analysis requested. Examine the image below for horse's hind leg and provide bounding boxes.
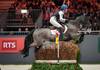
[21,37,31,57]
[21,32,34,57]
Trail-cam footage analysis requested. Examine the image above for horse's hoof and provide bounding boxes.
[22,52,29,58]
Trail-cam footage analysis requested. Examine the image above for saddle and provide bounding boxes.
[50,25,68,41]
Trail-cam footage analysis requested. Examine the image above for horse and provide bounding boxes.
[21,15,90,57]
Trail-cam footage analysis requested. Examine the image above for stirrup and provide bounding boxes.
[63,25,68,33]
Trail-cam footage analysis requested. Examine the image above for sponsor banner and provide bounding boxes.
[0,36,24,53]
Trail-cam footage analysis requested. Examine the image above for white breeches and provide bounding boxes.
[50,16,68,33]
[50,16,62,28]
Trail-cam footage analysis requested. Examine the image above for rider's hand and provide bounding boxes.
[61,27,65,32]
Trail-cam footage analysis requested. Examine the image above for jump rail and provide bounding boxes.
[35,60,77,64]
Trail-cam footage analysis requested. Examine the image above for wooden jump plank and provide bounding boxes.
[35,60,77,64]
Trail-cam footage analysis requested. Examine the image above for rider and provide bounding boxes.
[50,4,69,40]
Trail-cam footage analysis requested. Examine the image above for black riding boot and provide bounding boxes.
[57,28,64,41]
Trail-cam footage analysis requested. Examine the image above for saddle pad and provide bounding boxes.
[51,29,60,36]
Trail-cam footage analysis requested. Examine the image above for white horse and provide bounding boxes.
[21,15,90,57]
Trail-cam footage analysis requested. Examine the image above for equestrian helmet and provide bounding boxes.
[60,4,68,10]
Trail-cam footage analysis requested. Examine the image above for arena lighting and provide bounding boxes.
[21,9,28,14]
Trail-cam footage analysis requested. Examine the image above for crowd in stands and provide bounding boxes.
[6,0,100,31]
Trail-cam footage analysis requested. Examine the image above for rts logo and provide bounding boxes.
[2,40,17,50]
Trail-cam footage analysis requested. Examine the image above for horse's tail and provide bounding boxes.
[21,29,35,57]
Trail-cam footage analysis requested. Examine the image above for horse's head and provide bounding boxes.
[66,15,90,32]
[64,15,89,43]
[74,15,90,29]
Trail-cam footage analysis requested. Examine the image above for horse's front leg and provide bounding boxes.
[78,32,84,43]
